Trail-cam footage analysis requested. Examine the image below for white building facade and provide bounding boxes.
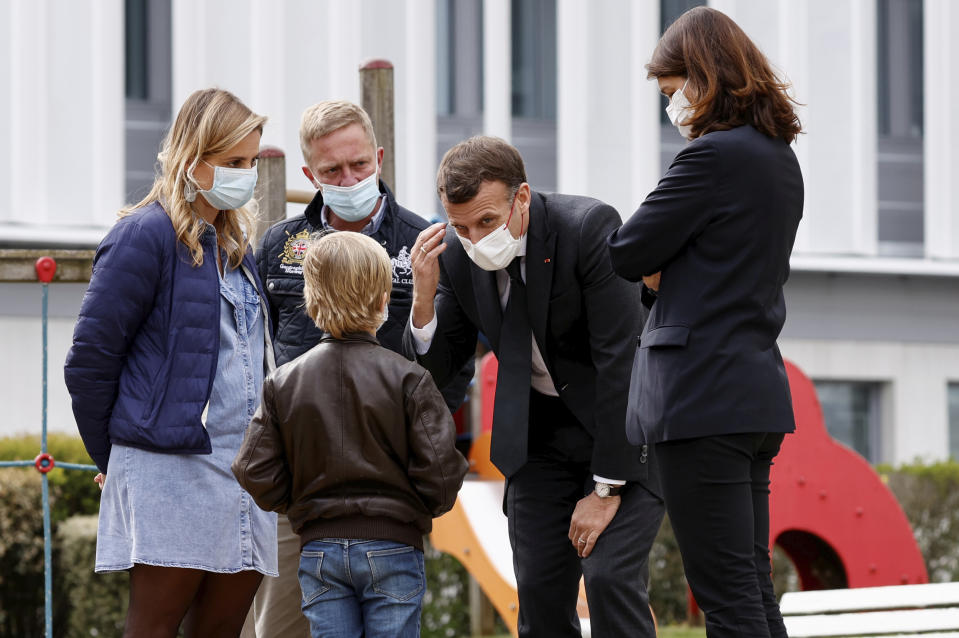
[1,0,957,465]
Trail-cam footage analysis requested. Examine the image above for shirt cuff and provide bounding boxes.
[409,313,438,355]
[593,475,626,486]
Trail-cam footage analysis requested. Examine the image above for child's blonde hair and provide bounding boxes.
[302,231,392,338]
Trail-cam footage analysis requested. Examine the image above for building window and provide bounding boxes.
[813,381,882,463]
[124,0,172,204]
[510,0,557,193]
[949,384,959,461]
[659,0,705,174]
[435,0,557,205]
[877,0,924,256]
[435,0,484,218]
[511,0,556,120]
[436,0,483,119]
[125,0,149,100]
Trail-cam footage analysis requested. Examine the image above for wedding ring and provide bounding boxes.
[578,538,586,544]
[420,246,428,254]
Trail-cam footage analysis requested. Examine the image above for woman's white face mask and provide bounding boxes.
[185,161,259,211]
[666,79,694,140]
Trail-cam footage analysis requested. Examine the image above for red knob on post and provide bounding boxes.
[34,453,55,474]
[35,257,57,283]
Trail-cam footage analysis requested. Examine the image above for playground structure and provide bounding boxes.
[431,354,929,636]
[771,360,927,590]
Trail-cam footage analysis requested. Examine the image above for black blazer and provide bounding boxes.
[608,125,803,446]
[404,191,655,485]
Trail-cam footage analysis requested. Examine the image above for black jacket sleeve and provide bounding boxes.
[608,138,719,278]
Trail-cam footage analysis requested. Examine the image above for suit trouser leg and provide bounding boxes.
[239,514,311,638]
[581,482,664,638]
[507,455,587,638]
[506,452,662,637]
[656,432,787,638]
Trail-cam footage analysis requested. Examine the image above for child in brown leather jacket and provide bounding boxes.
[233,231,468,638]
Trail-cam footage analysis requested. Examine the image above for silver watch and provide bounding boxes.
[594,482,623,498]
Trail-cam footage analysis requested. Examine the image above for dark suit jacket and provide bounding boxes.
[607,125,803,446]
[403,191,655,485]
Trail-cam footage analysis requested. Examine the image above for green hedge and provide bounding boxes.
[880,461,959,583]
[56,516,128,638]
[0,468,73,637]
[0,436,116,637]
[0,433,100,526]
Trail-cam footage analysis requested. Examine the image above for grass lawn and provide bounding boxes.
[478,627,706,638]
[659,626,707,638]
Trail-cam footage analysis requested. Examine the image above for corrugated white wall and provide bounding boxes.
[0,0,124,243]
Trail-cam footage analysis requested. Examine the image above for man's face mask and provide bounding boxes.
[316,167,381,223]
[456,193,525,271]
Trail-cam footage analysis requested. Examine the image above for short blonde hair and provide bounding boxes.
[121,88,267,268]
[299,100,377,165]
[302,231,392,338]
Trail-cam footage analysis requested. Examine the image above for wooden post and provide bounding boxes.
[360,59,396,192]
[469,577,499,636]
[254,146,287,243]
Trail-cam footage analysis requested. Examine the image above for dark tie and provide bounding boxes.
[490,257,532,477]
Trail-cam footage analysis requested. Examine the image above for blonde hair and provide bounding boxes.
[121,88,267,268]
[302,231,392,338]
[299,100,377,165]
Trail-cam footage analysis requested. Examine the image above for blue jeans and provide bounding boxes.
[298,539,425,638]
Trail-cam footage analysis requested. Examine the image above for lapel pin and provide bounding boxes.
[544,258,550,263]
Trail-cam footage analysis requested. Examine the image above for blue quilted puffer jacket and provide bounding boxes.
[64,202,269,472]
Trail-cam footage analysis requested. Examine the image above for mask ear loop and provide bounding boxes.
[183,158,202,203]
[503,188,529,236]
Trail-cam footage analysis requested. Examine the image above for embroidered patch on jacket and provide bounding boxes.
[391,246,413,285]
[278,229,310,274]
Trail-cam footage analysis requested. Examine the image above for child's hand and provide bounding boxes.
[94,473,105,490]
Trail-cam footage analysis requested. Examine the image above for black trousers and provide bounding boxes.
[657,432,788,638]
[505,392,664,638]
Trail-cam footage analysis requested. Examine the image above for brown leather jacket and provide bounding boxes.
[232,333,468,548]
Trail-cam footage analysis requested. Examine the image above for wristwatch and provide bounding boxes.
[594,482,623,498]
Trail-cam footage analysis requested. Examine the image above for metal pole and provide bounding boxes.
[41,276,53,637]
[34,256,56,638]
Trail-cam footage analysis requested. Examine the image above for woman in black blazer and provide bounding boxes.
[607,7,803,638]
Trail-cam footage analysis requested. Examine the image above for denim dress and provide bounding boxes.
[94,262,278,576]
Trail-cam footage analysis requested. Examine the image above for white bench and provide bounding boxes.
[780,582,959,637]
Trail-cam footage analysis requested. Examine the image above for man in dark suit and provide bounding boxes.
[404,136,664,638]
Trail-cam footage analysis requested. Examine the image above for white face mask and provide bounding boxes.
[456,195,524,271]
[666,79,694,140]
[186,161,258,210]
[317,168,381,223]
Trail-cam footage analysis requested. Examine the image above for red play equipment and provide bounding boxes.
[770,361,927,589]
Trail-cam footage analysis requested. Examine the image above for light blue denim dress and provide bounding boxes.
[95,262,278,576]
